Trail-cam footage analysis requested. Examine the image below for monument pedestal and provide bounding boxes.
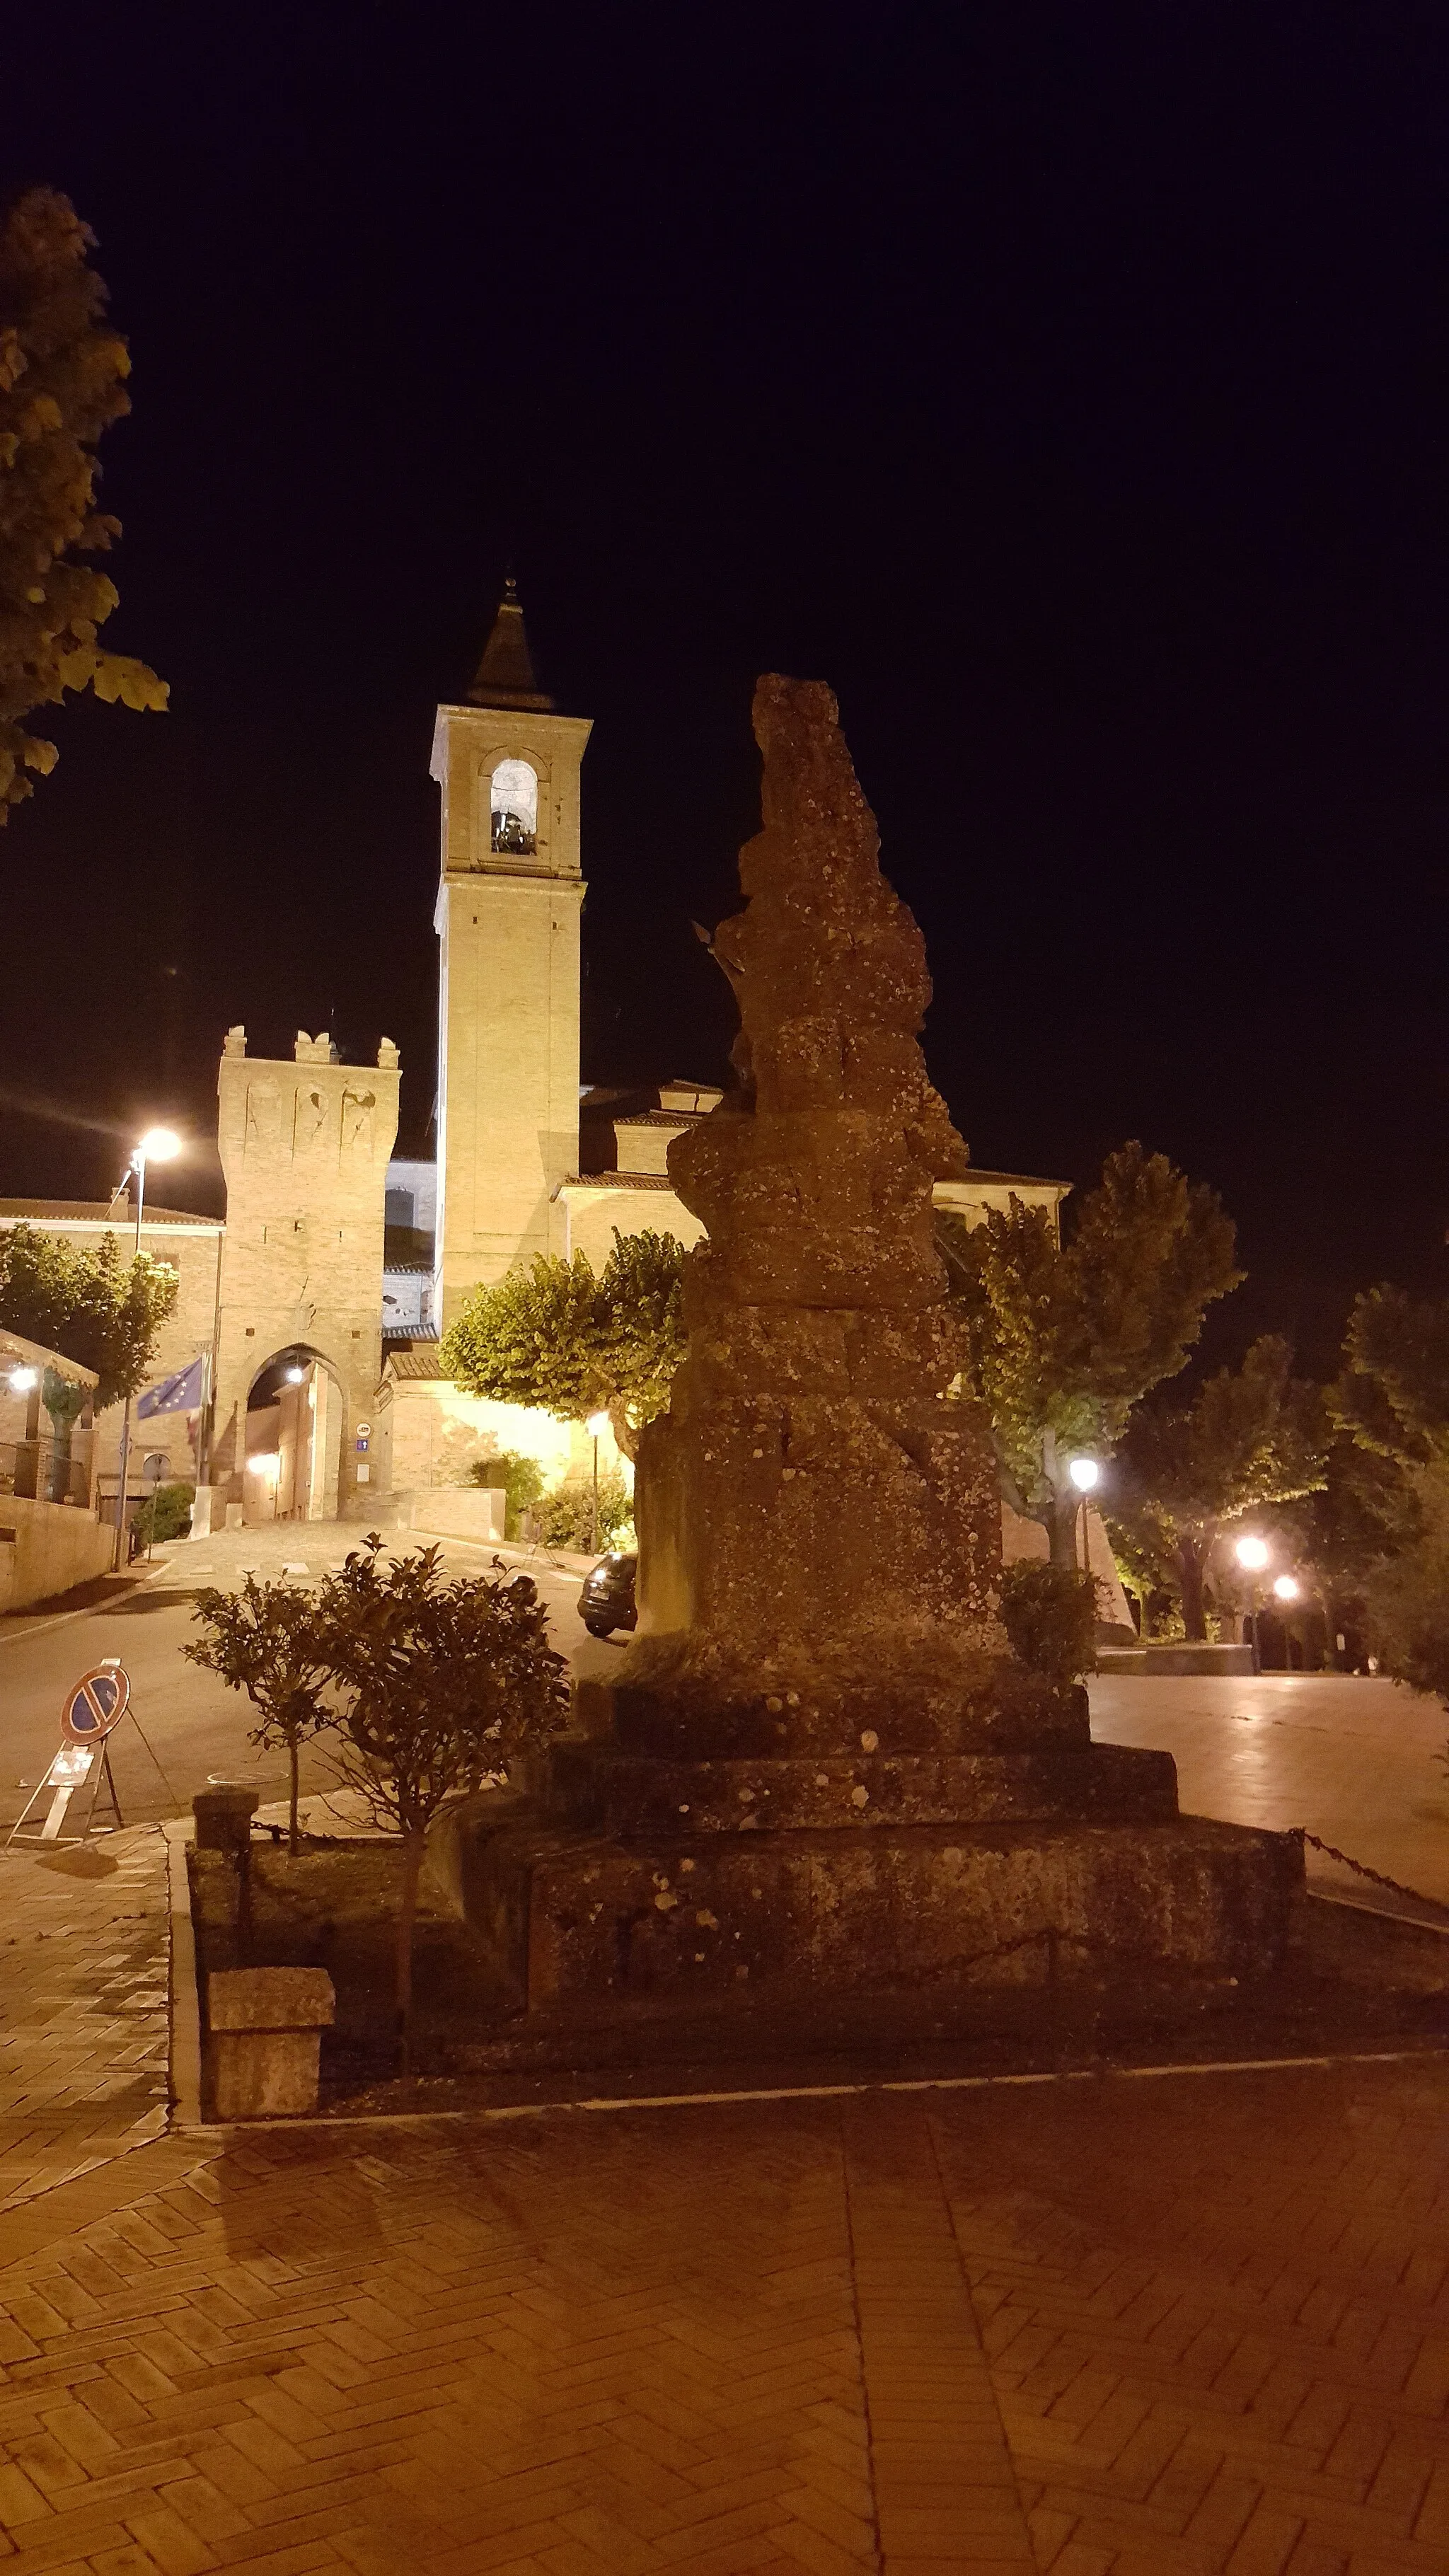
[434,1690,1301,2037]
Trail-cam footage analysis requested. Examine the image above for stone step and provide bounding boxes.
[545,1738,1178,1835]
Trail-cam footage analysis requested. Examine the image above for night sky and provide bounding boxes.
[8,5,1449,1375]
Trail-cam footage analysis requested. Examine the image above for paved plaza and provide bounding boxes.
[0,2057,1440,2572]
[1,1561,1448,2568]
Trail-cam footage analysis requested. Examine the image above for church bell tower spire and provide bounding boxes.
[430,581,592,1329]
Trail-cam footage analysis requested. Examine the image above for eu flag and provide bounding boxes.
[137,1356,206,1419]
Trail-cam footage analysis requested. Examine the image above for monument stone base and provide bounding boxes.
[432,1698,1303,2040]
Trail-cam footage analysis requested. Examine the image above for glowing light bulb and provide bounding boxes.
[1235,1535,1270,1571]
[586,1411,611,1438]
[1272,1574,1300,1601]
[1068,1456,1099,1492]
[138,1127,181,1162]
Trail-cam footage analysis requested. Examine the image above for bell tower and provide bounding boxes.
[431,581,592,1330]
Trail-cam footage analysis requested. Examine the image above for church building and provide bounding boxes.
[1,585,1073,1542]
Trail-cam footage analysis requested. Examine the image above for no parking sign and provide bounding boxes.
[61,1662,130,1745]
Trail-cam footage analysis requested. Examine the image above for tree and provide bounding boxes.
[1332,1285,1449,1468]
[0,188,166,819]
[316,1537,569,2067]
[1327,1285,1449,1697]
[0,1221,177,1405]
[1108,1337,1328,1640]
[441,1227,687,1458]
[183,1573,333,1855]
[943,1142,1242,1565]
[40,1364,86,1501]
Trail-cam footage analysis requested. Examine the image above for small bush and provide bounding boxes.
[536,1470,632,1553]
[133,1479,194,1544]
[464,1449,545,1538]
[1000,1560,1099,1682]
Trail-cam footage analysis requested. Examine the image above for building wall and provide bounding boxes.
[0,1496,112,1614]
[373,1370,626,1498]
[0,1212,223,1503]
[211,1029,400,1516]
[431,703,592,1328]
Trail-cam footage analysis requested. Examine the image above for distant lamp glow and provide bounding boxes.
[1272,1574,1300,1602]
[137,1127,181,1164]
[7,1366,38,1394]
[585,1411,611,1439]
[1235,1535,1271,1571]
[246,1452,280,1477]
[1067,1456,1100,1493]
[284,1366,306,1384]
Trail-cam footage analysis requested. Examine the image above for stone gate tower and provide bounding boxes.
[212,1028,400,1519]
[431,581,592,1329]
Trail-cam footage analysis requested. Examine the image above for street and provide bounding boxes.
[1,1530,1445,1914]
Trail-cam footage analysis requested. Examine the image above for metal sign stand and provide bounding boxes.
[6,1660,179,1851]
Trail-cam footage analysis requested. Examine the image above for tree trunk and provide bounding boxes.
[607,1402,637,1463]
[396,1829,424,2076]
[1177,1542,1208,1642]
[288,1738,300,1859]
[1046,1490,1083,1569]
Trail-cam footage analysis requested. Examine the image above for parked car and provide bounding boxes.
[578,1550,637,1637]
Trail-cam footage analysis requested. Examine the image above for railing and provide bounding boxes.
[0,1440,92,1508]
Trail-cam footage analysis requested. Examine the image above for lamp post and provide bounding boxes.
[1272,1571,1300,1675]
[112,1127,181,1570]
[1067,1455,1100,1580]
[586,1410,611,1555]
[1234,1533,1271,1673]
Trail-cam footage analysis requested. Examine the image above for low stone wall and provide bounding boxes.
[0,1496,112,1615]
[408,1487,506,1544]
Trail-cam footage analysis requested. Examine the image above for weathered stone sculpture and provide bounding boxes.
[443,677,1298,2045]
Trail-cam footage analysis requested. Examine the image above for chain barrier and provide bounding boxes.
[1298,1830,1449,1920]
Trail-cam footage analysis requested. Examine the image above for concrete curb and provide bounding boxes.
[163,1818,203,2129]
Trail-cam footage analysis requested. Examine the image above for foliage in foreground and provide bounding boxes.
[184,1571,333,1855]
[441,1228,687,1457]
[0,188,166,818]
[1109,1337,1327,1641]
[0,1221,177,1407]
[185,1540,570,2063]
[314,1539,568,2063]
[998,1560,1100,1684]
[942,1143,1241,1566]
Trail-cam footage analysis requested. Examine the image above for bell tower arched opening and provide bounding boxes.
[490,758,538,855]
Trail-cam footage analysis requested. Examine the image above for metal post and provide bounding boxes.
[591,1431,600,1555]
[111,1150,145,1571]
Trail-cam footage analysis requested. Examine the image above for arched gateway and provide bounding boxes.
[209,1028,400,1527]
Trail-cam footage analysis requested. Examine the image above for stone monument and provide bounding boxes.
[443,676,1298,2045]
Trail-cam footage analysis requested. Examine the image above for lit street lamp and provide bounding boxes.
[112,1126,182,1570]
[1234,1532,1271,1672]
[586,1409,611,1555]
[1067,1455,1099,1579]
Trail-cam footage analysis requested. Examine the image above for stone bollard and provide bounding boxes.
[192,1784,260,1852]
[207,1968,335,2118]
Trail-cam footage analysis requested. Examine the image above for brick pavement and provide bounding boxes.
[0,1828,170,2212]
[0,2060,1436,2570]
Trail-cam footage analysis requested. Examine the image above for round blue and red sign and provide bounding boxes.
[62,1665,130,1745]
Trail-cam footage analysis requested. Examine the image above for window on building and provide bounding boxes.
[490,758,538,855]
[385,1188,415,1228]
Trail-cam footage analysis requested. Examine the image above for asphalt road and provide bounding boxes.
[0,1525,618,1832]
[1,1532,1444,1916]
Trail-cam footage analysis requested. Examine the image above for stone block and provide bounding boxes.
[192,1785,260,1852]
[207,1968,335,2118]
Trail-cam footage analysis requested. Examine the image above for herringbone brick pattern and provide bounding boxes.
[0,1827,169,2209]
[934,2061,1449,2572]
[0,2057,1441,2570]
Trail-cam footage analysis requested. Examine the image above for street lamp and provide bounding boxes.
[1067,1455,1099,1579]
[586,1409,611,1554]
[112,1126,183,1570]
[1234,1534,1271,1671]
